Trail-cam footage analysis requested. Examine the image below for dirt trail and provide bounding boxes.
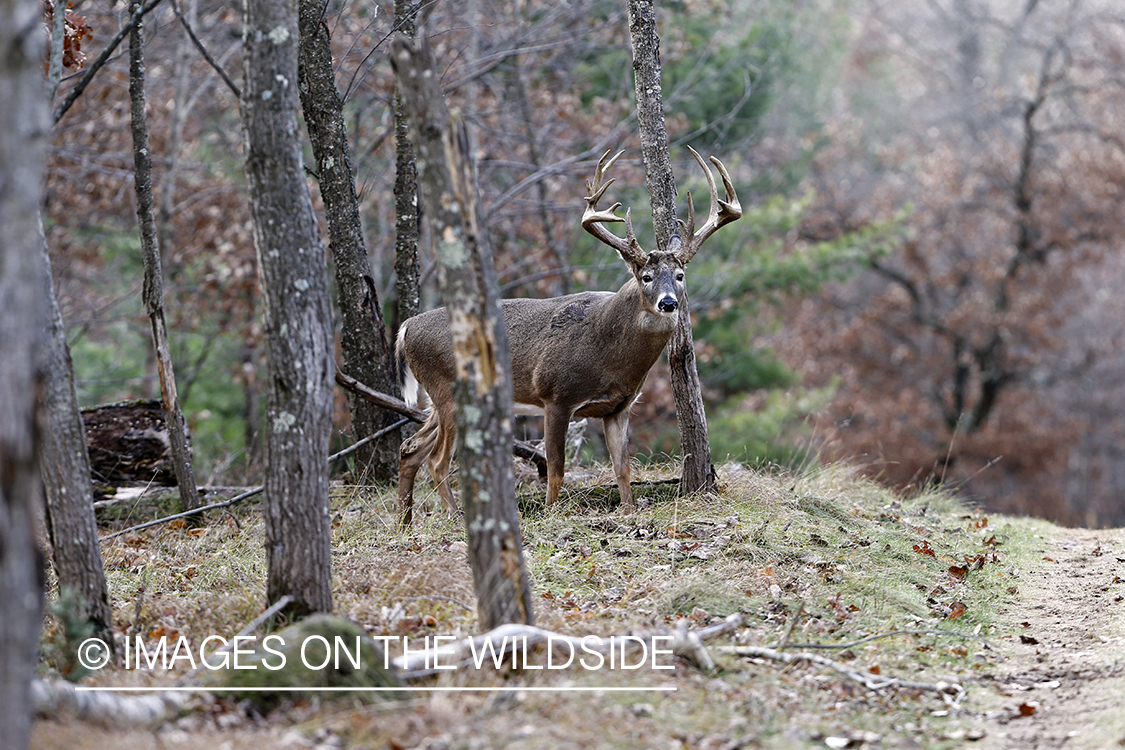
[971,527,1125,749]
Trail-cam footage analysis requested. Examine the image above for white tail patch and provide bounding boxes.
[397,323,421,407]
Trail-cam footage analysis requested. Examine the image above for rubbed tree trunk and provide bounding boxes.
[297,1,400,480]
[393,34,534,629]
[242,0,335,618]
[392,0,422,330]
[626,0,716,496]
[38,238,113,641]
[128,0,202,516]
[0,1,48,746]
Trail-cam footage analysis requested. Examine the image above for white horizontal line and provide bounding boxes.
[75,686,677,693]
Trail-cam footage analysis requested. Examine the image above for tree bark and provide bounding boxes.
[242,0,335,618]
[0,1,48,745]
[297,0,400,480]
[128,0,202,515]
[38,237,113,642]
[393,33,534,629]
[392,0,421,329]
[626,0,716,496]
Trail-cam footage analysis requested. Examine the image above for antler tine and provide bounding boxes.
[679,146,743,264]
[582,149,647,266]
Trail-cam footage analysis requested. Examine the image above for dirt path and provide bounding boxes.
[970,527,1125,749]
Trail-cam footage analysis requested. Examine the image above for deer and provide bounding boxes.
[395,147,741,524]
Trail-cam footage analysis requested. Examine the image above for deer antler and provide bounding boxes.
[582,149,647,267]
[678,146,742,264]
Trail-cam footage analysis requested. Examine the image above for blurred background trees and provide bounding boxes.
[45,0,1125,525]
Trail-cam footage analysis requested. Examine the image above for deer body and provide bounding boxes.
[396,149,741,523]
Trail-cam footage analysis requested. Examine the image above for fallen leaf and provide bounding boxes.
[948,565,968,580]
[948,601,967,619]
[1017,702,1037,717]
[914,540,936,557]
[1019,635,1039,645]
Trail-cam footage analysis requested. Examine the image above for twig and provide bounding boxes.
[170,0,241,99]
[330,418,410,463]
[777,601,804,651]
[722,645,964,698]
[176,595,293,685]
[53,0,166,124]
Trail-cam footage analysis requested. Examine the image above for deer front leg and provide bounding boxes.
[543,406,571,505]
[603,410,634,511]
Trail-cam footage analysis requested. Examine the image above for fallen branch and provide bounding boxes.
[396,613,743,679]
[335,368,548,476]
[720,644,964,699]
[32,678,190,728]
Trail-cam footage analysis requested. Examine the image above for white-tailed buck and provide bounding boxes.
[396,147,741,523]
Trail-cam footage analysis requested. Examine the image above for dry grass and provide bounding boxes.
[35,460,1049,749]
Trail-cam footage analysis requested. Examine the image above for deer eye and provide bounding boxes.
[641,274,653,284]
[676,272,685,281]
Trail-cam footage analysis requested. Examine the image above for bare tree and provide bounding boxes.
[38,237,113,641]
[0,1,48,746]
[129,0,202,515]
[298,0,401,481]
[242,0,335,617]
[392,0,422,328]
[626,0,716,495]
[393,32,534,628]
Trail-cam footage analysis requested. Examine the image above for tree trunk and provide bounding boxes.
[38,237,113,642]
[242,0,335,618]
[393,33,535,629]
[297,0,401,481]
[0,1,48,745]
[128,0,202,515]
[392,0,421,330]
[626,0,716,496]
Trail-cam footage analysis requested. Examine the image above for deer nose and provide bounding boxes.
[657,296,678,313]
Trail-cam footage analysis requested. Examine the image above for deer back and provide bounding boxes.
[399,272,680,419]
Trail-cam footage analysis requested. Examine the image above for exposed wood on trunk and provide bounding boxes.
[128,0,201,515]
[393,32,535,628]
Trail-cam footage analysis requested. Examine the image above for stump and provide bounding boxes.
[81,400,177,487]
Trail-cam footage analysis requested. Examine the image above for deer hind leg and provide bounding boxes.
[543,406,572,506]
[603,409,634,511]
[426,400,460,516]
[398,412,442,528]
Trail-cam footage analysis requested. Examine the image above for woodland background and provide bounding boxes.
[46,0,1125,527]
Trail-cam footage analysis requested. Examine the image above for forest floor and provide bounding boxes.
[30,462,1125,750]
